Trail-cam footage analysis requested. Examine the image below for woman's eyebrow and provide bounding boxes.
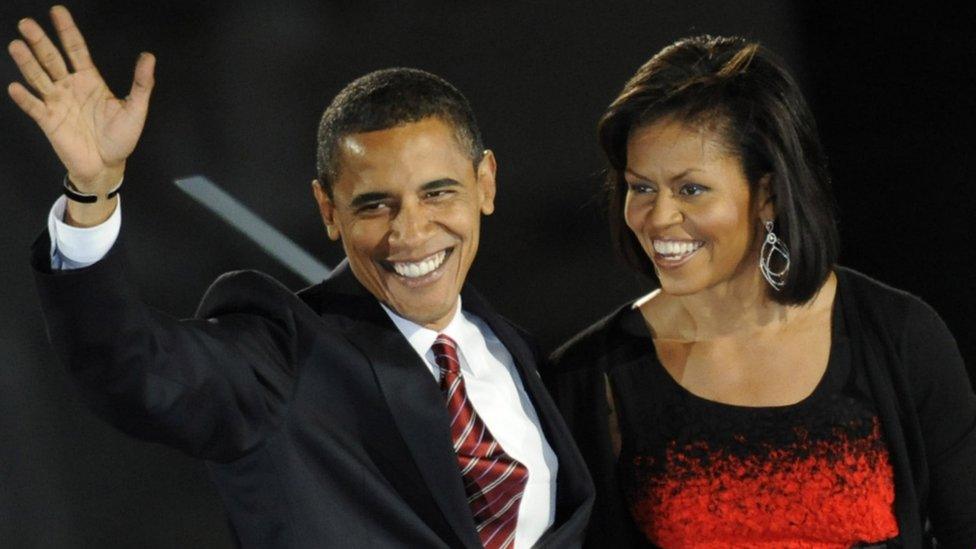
[625,167,703,182]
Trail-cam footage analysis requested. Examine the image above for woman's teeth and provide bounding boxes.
[393,250,447,278]
[653,239,703,257]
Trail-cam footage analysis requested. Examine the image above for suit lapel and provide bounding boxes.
[307,266,591,546]
[461,285,568,452]
[314,264,482,549]
[461,287,594,538]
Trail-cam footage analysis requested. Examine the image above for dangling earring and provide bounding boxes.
[760,220,790,291]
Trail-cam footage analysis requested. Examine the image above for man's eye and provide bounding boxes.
[679,183,707,196]
[424,190,453,200]
[357,202,390,213]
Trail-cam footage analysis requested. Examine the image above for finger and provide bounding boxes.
[17,17,69,81]
[49,5,94,72]
[8,39,55,95]
[8,81,48,124]
[125,52,155,113]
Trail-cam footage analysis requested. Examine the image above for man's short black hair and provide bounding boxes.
[316,67,484,197]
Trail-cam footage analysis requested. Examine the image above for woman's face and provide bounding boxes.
[624,118,769,296]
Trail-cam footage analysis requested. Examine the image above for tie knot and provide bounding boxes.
[432,334,460,375]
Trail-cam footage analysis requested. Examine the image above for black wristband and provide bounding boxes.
[62,175,122,203]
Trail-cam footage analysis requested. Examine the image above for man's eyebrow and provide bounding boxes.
[349,191,392,209]
[420,178,461,191]
[347,179,461,208]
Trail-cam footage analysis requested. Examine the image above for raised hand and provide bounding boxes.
[7,5,155,203]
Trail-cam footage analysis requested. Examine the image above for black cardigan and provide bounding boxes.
[545,267,976,548]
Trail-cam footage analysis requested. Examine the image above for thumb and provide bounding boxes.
[126,52,155,114]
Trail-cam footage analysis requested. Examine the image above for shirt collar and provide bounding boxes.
[380,298,484,376]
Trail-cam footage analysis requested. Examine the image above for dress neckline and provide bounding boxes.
[617,282,849,414]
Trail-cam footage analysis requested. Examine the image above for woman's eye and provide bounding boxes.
[679,183,707,196]
[629,183,656,194]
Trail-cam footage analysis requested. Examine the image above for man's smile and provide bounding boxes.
[379,247,454,285]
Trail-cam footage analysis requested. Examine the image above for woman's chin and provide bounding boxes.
[656,274,705,296]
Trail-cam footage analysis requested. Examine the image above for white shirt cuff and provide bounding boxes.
[48,194,122,270]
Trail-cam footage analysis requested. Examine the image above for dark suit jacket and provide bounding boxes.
[31,233,594,548]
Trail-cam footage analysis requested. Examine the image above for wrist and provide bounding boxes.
[67,164,125,196]
[62,165,124,228]
[65,194,119,228]
[63,174,122,203]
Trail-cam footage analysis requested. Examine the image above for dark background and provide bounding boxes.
[1,1,972,546]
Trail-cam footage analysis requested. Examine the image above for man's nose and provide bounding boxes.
[389,200,431,248]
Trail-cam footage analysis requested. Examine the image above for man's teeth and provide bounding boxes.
[393,250,447,278]
[653,240,703,257]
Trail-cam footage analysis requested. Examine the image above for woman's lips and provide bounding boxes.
[651,239,703,269]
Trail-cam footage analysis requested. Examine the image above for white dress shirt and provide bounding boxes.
[48,195,122,270]
[382,303,558,549]
[48,197,558,548]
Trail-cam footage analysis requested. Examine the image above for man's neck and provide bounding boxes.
[381,298,462,334]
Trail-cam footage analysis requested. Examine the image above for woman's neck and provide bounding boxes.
[645,265,831,342]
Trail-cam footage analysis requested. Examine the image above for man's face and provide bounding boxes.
[313,117,496,331]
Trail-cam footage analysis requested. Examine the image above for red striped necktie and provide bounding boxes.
[433,334,529,549]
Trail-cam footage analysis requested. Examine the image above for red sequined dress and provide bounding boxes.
[613,305,899,548]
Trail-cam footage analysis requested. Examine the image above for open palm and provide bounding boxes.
[7,5,154,191]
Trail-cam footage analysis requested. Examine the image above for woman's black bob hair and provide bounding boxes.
[597,35,839,304]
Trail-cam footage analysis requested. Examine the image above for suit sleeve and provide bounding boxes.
[32,230,302,463]
[901,300,976,547]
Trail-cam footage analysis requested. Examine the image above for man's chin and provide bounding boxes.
[376,265,462,329]
[388,297,458,330]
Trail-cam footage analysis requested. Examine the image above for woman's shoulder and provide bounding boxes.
[835,265,943,330]
[548,301,645,374]
[836,265,914,302]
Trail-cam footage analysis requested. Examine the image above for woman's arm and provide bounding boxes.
[902,300,976,546]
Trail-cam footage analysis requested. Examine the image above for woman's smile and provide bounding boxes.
[651,238,705,269]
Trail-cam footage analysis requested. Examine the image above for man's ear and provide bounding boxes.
[756,173,776,220]
[476,150,497,216]
[312,179,341,241]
